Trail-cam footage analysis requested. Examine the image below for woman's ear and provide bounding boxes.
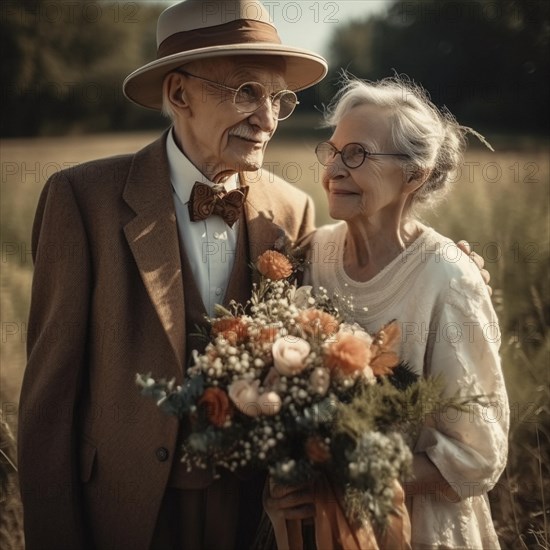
[404,164,429,193]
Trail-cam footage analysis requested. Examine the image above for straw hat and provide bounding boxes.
[123,0,328,110]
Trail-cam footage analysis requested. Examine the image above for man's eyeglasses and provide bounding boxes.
[315,142,410,169]
[175,69,299,121]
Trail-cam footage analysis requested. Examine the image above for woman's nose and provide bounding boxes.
[325,156,347,179]
[322,161,347,188]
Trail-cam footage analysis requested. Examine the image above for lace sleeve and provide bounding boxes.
[415,272,509,499]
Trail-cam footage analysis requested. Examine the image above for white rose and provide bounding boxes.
[228,379,262,417]
[309,367,330,395]
[272,337,310,376]
[260,391,282,416]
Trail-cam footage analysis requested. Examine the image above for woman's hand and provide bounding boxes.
[404,452,460,502]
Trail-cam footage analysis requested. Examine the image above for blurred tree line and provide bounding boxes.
[305,0,550,135]
[1,0,549,136]
[1,0,164,136]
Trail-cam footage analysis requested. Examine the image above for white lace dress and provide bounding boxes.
[307,222,509,550]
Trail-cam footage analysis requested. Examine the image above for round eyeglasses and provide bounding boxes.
[176,69,299,121]
[315,142,410,169]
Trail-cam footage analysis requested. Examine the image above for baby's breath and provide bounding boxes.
[137,245,451,526]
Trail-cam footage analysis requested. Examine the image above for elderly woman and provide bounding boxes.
[303,75,509,549]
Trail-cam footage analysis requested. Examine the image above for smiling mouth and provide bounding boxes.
[330,189,357,195]
[231,135,266,146]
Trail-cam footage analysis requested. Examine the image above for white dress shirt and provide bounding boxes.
[166,129,239,316]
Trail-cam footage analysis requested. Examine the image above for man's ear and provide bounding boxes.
[164,73,190,113]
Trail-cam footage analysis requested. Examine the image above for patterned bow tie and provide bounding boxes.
[188,182,249,227]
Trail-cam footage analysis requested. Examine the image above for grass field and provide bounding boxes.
[1,131,548,548]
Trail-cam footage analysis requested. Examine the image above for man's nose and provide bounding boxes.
[248,100,278,133]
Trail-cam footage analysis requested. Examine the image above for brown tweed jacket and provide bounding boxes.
[18,131,315,550]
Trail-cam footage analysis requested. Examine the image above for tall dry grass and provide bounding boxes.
[1,132,548,548]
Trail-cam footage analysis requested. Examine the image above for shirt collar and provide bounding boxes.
[166,127,238,205]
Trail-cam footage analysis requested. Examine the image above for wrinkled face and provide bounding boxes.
[321,104,408,222]
[175,57,287,181]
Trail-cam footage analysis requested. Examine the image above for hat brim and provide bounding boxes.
[123,44,328,110]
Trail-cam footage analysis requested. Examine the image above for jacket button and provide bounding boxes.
[155,447,169,462]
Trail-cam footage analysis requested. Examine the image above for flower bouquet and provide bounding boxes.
[137,242,446,548]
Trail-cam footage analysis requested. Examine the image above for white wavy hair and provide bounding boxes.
[323,73,493,215]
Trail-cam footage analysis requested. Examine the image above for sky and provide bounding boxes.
[267,1,389,56]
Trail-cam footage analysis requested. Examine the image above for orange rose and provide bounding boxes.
[211,317,248,345]
[324,334,371,376]
[305,436,331,463]
[297,308,339,339]
[256,250,293,280]
[199,387,233,427]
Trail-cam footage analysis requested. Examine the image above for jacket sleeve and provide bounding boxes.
[18,171,91,550]
[416,270,510,500]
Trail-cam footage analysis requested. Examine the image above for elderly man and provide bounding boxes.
[18,1,326,549]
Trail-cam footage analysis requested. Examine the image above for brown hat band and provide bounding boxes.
[157,19,282,60]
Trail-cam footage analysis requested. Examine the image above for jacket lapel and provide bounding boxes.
[241,171,286,284]
[122,131,185,371]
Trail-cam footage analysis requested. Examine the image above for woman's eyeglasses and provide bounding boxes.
[315,141,410,169]
[176,69,299,121]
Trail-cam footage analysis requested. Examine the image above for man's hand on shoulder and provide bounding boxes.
[457,240,492,295]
